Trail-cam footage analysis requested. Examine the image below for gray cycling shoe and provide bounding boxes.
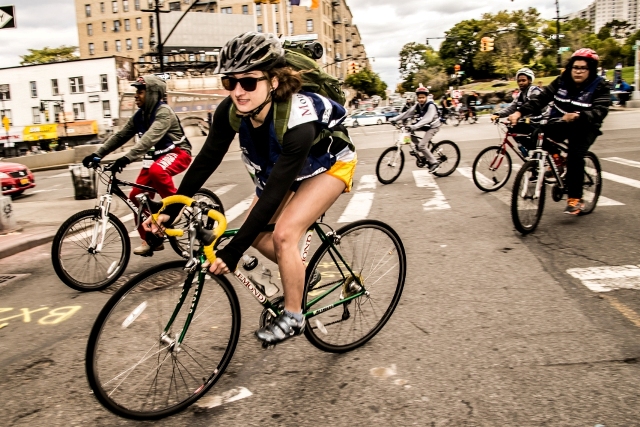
[255,312,305,345]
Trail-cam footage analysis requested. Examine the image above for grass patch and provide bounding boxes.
[460,76,557,92]
[606,66,634,82]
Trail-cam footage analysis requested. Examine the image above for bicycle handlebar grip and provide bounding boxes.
[153,194,228,264]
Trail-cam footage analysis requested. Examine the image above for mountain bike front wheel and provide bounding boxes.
[52,209,130,291]
[472,145,512,192]
[303,220,406,353]
[580,151,602,215]
[86,260,241,420]
[511,160,545,234]
[375,146,405,184]
[431,140,461,177]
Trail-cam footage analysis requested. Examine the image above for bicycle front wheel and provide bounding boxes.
[169,188,225,256]
[52,209,130,291]
[86,260,241,420]
[511,160,546,234]
[580,151,602,215]
[431,140,461,177]
[304,220,406,353]
[472,146,512,192]
[375,146,405,184]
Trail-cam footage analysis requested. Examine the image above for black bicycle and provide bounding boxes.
[51,164,224,291]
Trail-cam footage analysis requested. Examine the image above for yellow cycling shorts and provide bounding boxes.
[326,153,358,193]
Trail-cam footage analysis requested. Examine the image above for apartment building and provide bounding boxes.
[570,0,640,33]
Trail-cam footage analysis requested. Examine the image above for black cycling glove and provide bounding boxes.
[110,156,131,173]
[82,153,101,168]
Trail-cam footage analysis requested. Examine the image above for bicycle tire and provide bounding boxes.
[511,160,545,234]
[580,151,601,215]
[86,260,241,420]
[168,188,224,256]
[431,140,461,177]
[303,220,406,353]
[375,146,405,184]
[472,146,512,192]
[52,209,130,292]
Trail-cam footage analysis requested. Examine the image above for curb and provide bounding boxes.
[0,231,56,259]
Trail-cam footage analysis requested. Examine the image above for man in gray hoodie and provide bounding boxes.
[83,75,192,255]
[389,85,441,172]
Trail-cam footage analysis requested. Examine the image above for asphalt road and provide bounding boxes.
[1,112,640,426]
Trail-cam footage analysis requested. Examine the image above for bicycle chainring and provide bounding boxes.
[259,296,285,328]
[551,184,564,202]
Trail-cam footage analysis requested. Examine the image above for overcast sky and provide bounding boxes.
[2,0,586,87]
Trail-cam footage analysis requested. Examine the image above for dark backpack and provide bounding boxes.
[283,48,346,106]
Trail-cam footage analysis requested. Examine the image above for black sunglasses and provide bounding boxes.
[221,76,268,92]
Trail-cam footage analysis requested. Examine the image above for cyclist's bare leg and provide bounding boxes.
[250,191,295,263]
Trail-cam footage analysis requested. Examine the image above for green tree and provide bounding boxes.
[20,46,79,65]
[345,68,388,99]
[439,19,484,77]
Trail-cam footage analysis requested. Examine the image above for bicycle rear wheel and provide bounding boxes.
[580,151,601,215]
[303,220,406,353]
[169,188,224,256]
[431,140,461,177]
[375,147,405,184]
[52,209,130,291]
[472,145,512,192]
[86,260,241,420]
[511,160,545,234]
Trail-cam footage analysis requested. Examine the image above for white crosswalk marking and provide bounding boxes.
[412,170,450,211]
[601,170,640,189]
[338,175,376,223]
[567,265,640,292]
[602,157,640,169]
[214,184,236,195]
[225,195,255,223]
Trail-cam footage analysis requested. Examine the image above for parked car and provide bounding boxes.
[374,106,400,121]
[0,163,36,196]
[343,111,388,127]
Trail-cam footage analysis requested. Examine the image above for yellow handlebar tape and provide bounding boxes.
[152,194,228,264]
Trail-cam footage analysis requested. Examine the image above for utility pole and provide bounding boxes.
[555,0,562,69]
[142,0,170,74]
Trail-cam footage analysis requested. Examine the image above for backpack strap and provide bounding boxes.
[228,103,241,133]
[273,99,291,145]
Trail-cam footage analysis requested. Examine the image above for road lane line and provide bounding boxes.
[338,175,377,223]
[602,157,640,169]
[567,265,640,292]
[213,184,236,195]
[601,295,640,328]
[225,195,255,223]
[412,170,450,211]
[601,170,640,189]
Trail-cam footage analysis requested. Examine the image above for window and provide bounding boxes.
[0,110,12,125]
[89,43,95,55]
[100,2,105,12]
[275,22,279,33]
[134,0,140,10]
[51,79,59,96]
[32,107,41,124]
[257,24,263,32]
[102,21,107,32]
[137,37,144,49]
[87,23,93,35]
[54,105,61,123]
[221,7,232,13]
[73,103,86,120]
[123,0,129,12]
[306,19,313,32]
[169,1,181,11]
[114,20,120,32]
[29,81,37,98]
[124,19,130,30]
[274,4,278,12]
[288,21,293,34]
[69,77,84,94]
[126,38,132,50]
[136,17,142,29]
[85,4,91,17]
[288,4,292,13]
[112,0,118,13]
[242,5,248,14]
[115,40,122,52]
[102,100,112,118]
[256,4,261,16]
[100,74,109,91]
[103,41,108,51]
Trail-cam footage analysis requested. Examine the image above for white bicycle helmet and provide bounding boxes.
[516,67,535,81]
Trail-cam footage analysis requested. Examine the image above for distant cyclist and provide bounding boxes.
[389,84,441,172]
[82,75,192,255]
[465,91,479,121]
[509,48,611,215]
[492,67,542,150]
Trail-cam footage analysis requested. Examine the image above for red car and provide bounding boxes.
[0,162,36,196]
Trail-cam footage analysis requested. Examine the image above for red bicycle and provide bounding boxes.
[471,119,533,192]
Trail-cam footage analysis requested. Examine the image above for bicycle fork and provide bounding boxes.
[90,194,113,253]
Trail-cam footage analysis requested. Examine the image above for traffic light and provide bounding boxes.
[347,61,359,75]
[454,64,461,72]
[480,37,495,52]
[39,101,46,112]
[485,37,494,51]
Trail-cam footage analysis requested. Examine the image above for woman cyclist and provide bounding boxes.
[144,32,357,345]
[509,48,611,215]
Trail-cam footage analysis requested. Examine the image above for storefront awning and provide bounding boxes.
[58,120,98,138]
[23,124,58,142]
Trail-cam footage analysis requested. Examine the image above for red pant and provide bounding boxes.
[130,148,192,240]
